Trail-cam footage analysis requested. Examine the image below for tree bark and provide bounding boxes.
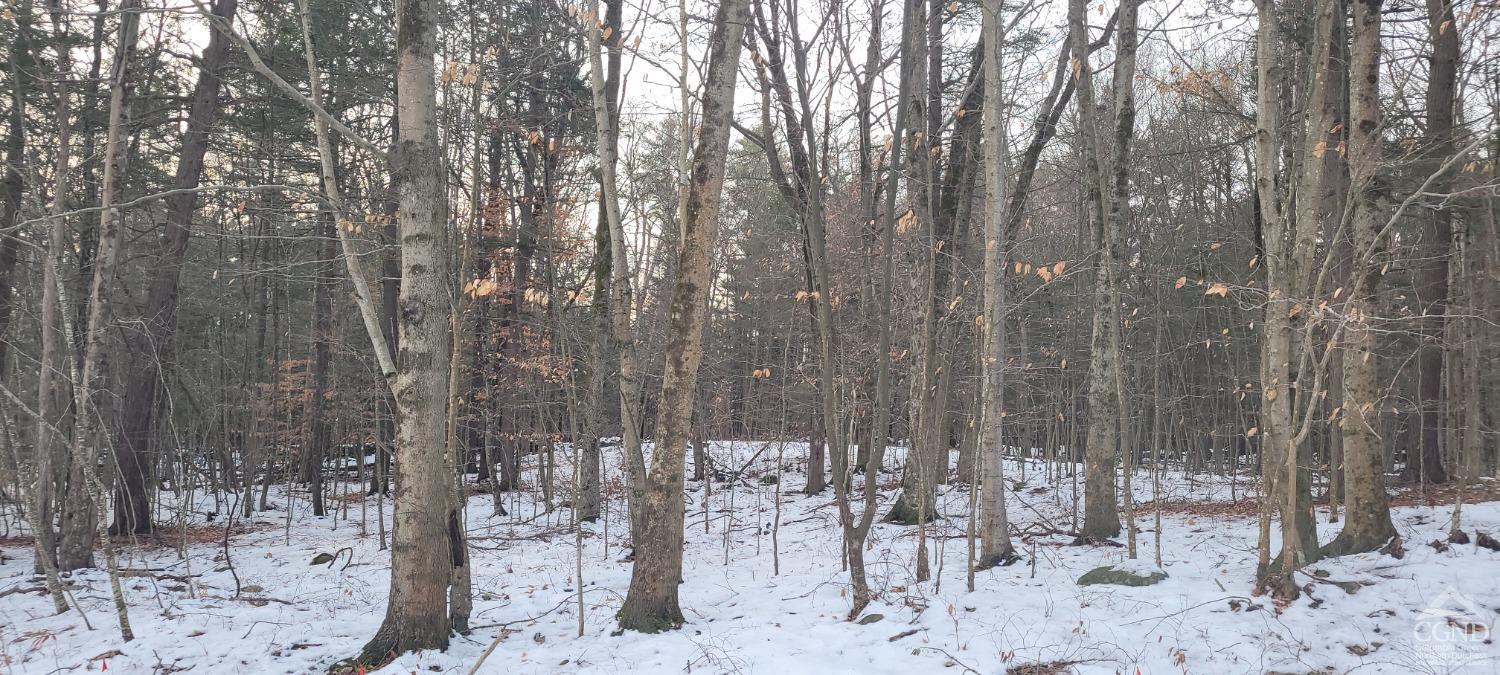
[1253,0,1324,596]
[111,0,239,535]
[580,0,625,523]
[1103,0,1140,556]
[305,208,335,518]
[589,0,647,538]
[977,0,1016,568]
[617,0,748,632]
[1071,0,1121,542]
[353,0,457,662]
[64,0,142,571]
[1403,0,1459,485]
[844,0,913,618]
[28,0,73,612]
[885,0,939,527]
[1323,0,1398,557]
[0,0,30,380]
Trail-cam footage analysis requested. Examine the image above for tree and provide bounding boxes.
[111,0,239,535]
[1101,0,1140,556]
[746,0,839,497]
[976,0,1016,569]
[0,0,29,380]
[351,0,459,662]
[1071,0,1121,543]
[884,0,938,530]
[1404,0,1460,486]
[1250,0,1313,599]
[304,206,335,518]
[67,0,144,575]
[1322,0,1398,558]
[617,0,750,632]
[580,0,626,524]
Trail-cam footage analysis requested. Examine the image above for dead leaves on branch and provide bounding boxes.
[336,211,394,235]
[461,278,551,310]
[1008,260,1067,284]
[440,61,481,86]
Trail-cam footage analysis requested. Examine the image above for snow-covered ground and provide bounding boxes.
[3,441,1498,674]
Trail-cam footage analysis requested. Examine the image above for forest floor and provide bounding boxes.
[3,442,1499,674]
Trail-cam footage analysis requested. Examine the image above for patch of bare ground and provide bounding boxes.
[1006,661,1080,675]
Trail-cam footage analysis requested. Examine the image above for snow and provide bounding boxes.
[1106,558,1165,577]
[3,441,1498,674]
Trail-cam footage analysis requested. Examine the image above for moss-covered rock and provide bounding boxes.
[1077,562,1167,587]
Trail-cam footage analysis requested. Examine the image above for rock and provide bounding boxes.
[856,613,884,625]
[1077,562,1167,587]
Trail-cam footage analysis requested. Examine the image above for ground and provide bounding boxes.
[2,442,1498,674]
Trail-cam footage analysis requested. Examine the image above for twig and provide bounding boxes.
[912,646,981,674]
[465,591,605,675]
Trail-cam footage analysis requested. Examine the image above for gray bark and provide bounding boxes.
[977,0,1015,568]
[1323,0,1398,558]
[617,0,749,632]
[353,0,458,662]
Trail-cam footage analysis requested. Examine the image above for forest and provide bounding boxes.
[0,0,1497,671]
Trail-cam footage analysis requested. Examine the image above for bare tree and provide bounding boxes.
[617,0,750,632]
[111,0,239,535]
[1322,0,1398,558]
[976,0,1016,569]
[1404,0,1460,485]
[1071,0,1121,543]
[352,0,460,662]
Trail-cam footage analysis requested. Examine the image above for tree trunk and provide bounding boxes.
[601,0,666,543]
[841,0,912,618]
[64,0,142,570]
[579,0,625,523]
[1318,0,1351,518]
[1323,0,1398,557]
[305,208,334,518]
[746,0,837,498]
[1071,0,1121,542]
[885,0,938,527]
[374,121,401,498]
[1103,0,1140,555]
[977,0,1015,568]
[111,0,239,535]
[21,0,73,612]
[353,0,457,662]
[617,0,748,632]
[0,0,30,379]
[1403,0,1459,485]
